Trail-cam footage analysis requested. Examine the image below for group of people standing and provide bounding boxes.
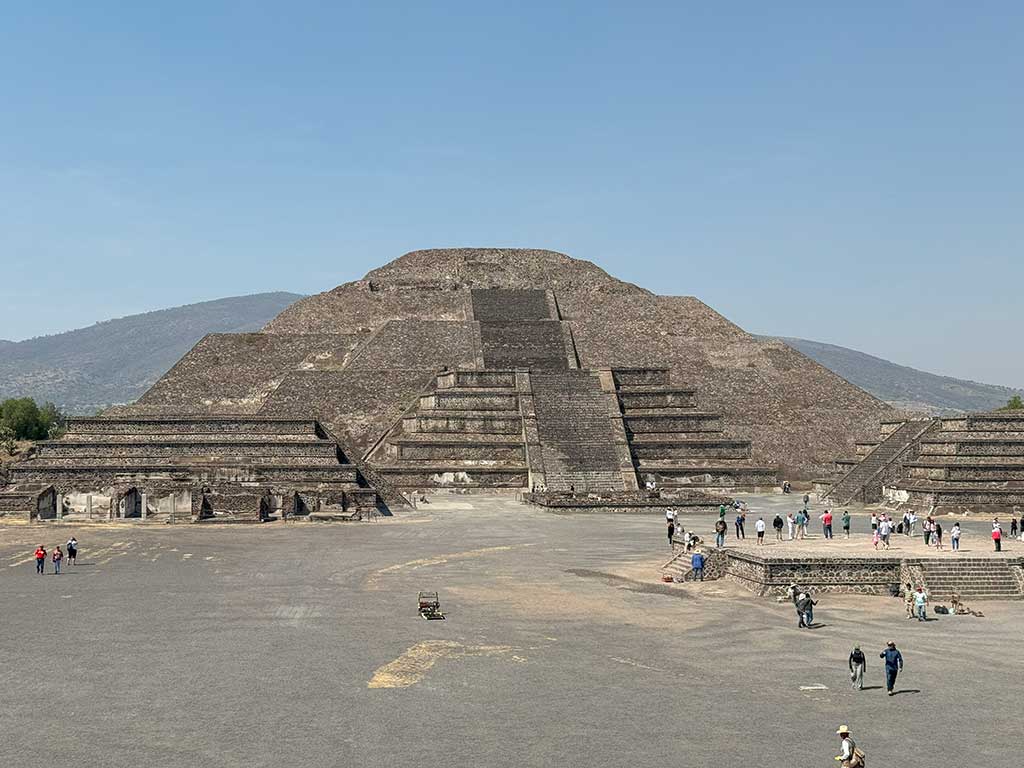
[32,538,78,574]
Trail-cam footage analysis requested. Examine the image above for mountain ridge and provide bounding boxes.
[0,292,303,413]
[767,336,1023,414]
[1,290,1018,416]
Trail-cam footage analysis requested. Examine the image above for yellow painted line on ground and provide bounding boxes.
[367,640,516,689]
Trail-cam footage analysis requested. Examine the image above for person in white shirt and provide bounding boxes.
[754,517,766,545]
[786,512,795,540]
[835,725,860,767]
[878,516,892,549]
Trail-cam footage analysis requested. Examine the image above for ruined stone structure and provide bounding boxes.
[0,417,380,522]
[818,411,1024,515]
[664,545,1024,599]
[1,249,893,519]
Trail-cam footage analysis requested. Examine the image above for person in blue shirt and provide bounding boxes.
[880,641,904,695]
[690,552,705,581]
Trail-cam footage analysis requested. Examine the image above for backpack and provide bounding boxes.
[851,746,866,767]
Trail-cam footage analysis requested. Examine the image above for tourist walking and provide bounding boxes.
[796,592,817,628]
[795,510,807,540]
[933,521,943,550]
[872,527,881,550]
[1011,516,1019,538]
[52,545,63,575]
[848,646,866,690]
[903,582,915,619]
[879,515,892,549]
[870,513,878,534]
[690,551,704,581]
[924,517,933,546]
[880,641,904,695]
[34,545,46,575]
[773,514,784,540]
[914,586,929,621]
[821,509,833,539]
[714,518,727,548]
[842,510,851,538]
[786,512,795,540]
[735,512,745,539]
[951,522,961,551]
[993,522,1002,552]
[835,725,864,768]
[667,518,675,548]
[66,537,78,565]
[908,511,918,536]
[755,516,765,545]
[719,504,727,520]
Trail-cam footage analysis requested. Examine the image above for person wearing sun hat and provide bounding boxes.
[834,725,864,767]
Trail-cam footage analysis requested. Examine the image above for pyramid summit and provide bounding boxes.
[2,248,892,521]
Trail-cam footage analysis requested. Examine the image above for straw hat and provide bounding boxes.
[836,725,851,735]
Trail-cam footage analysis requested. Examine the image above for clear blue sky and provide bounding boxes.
[2,2,1021,387]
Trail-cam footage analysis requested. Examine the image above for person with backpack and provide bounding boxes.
[66,537,78,565]
[848,646,866,690]
[835,725,865,767]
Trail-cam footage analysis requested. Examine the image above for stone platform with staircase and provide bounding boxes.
[1,416,385,522]
[818,412,1024,515]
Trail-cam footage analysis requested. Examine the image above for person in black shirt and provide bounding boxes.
[848,646,866,690]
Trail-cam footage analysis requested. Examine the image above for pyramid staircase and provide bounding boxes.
[370,370,530,489]
[894,412,1024,513]
[613,368,777,490]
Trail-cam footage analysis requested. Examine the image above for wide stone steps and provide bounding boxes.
[920,561,1023,598]
[825,419,937,505]
[531,371,625,492]
[470,288,554,321]
[479,321,570,370]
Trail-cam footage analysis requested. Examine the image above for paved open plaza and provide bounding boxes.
[0,494,1018,767]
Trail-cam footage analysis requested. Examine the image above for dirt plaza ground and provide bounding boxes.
[0,494,1018,767]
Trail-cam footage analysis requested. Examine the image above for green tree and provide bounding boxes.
[0,398,46,440]
[39,401,66,439]
[1002,395,1024,411]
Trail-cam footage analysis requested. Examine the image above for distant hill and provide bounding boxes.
[0,293,303,413]
[2,291,1018,416]
[772,337,1024,414]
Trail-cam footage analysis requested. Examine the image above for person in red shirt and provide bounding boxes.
[993,523,1002,552]
[34,545,46,575]
[820,510,834,539]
